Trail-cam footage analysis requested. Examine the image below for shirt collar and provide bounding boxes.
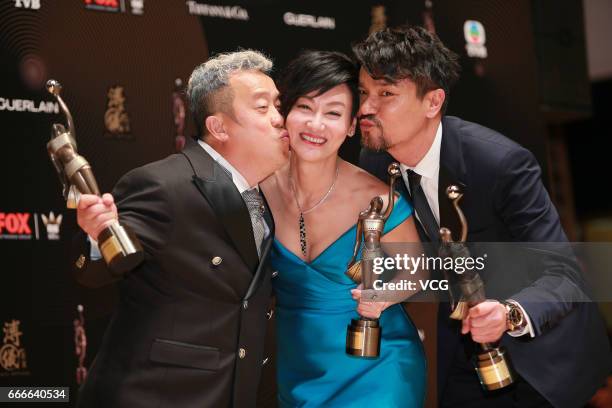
[399,121,442,181]
[197,139,253,194]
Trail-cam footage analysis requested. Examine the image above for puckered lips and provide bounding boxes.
[280,129,289,141]
[359,118,377,130]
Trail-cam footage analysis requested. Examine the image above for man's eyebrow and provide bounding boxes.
[359,79,397,87]
[374,78,398,85]
[296,96,345,107]
[252,90,273,99]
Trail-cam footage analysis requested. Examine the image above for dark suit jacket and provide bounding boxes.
[360,116,610,408]
[73,139,275,408]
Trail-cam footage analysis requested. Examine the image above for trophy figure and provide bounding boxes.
[440,185,514,391]
[74,305,87,385]
[422,0,436,34]
[172,78,186,152]
[345,163,401,358]
[46,79,144,274]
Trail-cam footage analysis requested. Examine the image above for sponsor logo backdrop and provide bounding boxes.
[0,1,553,406]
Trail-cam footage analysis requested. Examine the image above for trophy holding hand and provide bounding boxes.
[46,79,144,274]
[440,185,514,391]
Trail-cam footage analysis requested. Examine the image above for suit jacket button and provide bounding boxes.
[212,256,223,266]
[239,348,247,359]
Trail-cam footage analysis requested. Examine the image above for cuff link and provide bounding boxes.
[271,271,278,278]
[238,348,247,359]
[266,309,274,320]
[211,256,223,266]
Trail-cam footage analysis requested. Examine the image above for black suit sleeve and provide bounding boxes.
[492,146,587,335]
[73,166,175,288]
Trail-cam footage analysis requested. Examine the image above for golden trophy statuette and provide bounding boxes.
[345,163,401,358]
[440,185,514,391]
[46,79,144,274]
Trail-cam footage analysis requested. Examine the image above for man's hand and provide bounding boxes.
[462,300,507,343]
[77,193,118,241]
[351,286,392,319]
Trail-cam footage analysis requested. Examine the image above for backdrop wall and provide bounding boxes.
[0,1,583,406]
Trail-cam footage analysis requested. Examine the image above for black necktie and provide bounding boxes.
[405,170,440,243]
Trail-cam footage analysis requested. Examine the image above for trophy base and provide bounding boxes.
[98,222,144,275]
[346,318,381,358]
[474,346,514,391]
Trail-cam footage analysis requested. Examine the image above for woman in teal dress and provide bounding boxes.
[261,50,426,407]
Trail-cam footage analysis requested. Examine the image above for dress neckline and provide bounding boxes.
[273,223,358,265]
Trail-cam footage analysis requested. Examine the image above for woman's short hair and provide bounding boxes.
[278,50,358,118]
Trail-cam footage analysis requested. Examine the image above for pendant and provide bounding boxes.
[299,212,307,257]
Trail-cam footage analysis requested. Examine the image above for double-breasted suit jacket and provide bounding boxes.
[74,139,275,407]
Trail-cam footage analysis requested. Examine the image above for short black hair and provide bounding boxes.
[352,26,460,112]
[278,50,359,118]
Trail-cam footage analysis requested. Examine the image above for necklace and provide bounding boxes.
[289,164,339,257]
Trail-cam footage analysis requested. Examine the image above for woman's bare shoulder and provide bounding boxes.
[342,161,388,198]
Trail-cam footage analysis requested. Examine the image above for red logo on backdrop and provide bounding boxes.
[0,213,31,235]
[0,211,64,240]
[84,0,122,12]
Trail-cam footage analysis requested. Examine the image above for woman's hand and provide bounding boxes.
[351,286,392,319]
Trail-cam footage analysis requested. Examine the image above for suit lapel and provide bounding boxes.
[438,117,468,241]
[436,116,470,398]
[181,140,259,272]
[244,192,275,300]
[438,165,464,242]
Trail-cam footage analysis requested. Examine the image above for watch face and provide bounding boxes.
[508,307,522,325]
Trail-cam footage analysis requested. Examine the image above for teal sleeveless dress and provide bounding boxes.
[270,195,426,407]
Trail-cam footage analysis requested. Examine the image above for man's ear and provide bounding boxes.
[425,89,445,118]
[205,115,229,142]
[348,117,357,137]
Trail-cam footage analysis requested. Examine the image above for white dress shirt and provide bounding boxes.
[399,122,534,338]
[399,122,443,226]
[198,140,270,238]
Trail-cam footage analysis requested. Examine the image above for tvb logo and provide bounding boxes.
[15,0,41,9]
